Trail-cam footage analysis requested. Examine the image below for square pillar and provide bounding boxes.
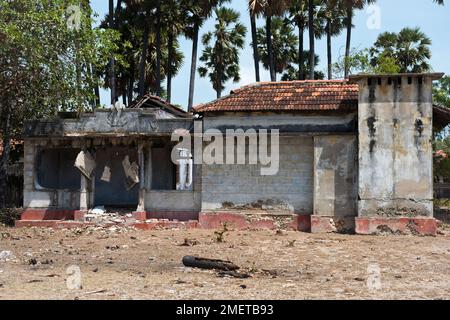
[135,142,146,215]
[351,73,443,235]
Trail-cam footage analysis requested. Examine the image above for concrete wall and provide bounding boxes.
[357,75,435,217]
[201,136,314,214]
[203,112,357,134]
[23,140,81,210]
[313,135,358,217]
[145,191,201,211]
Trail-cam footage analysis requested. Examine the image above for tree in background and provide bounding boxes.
[370,27,432,73]
[186,0,229,111]
[282,51,325,81]
[0,0,120,208]
[247,0,261,82]
[323,0,345,79]
[341,0,376,79]
[434,76,450,108]
[249,0,289,82]
[256,17,298,81]
[287,0,325,80]
[198,7,247,98]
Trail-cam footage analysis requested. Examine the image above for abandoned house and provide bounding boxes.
[16,73,450,235]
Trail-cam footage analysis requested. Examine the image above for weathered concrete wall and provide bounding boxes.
[24,109,193,138]
[313,135,357,217]
[357,75,435,217]
[145,191,201,211]
[201,136,314,214]
[23,140,81,210]
[203,112,357,134]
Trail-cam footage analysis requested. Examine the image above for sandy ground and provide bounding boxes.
[0,222,449,300]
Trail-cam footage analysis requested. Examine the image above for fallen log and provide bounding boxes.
[182,256,239,271]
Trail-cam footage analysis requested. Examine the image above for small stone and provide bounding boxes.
[0,251,15,262]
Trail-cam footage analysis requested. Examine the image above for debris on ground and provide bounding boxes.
[0,251,15,262]
[178,238,199,247]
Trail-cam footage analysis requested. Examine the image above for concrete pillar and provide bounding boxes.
[79,175,89,211]
[136,142,146,214]
[312,135,357,233]
[351,73,443,235]
[145,142,153,190]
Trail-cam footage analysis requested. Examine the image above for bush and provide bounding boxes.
[0,208,21,227]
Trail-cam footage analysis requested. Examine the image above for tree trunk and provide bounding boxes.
[266,15,276,82]
[327,19,332,80]
[109,0,116,104]
[188,20,200,112]
[167,30,174,103]
[138,23,149,97]
[91,64,101,108]
[128,60,134,105]
[308,0,315,80]
[0,102,12,209]
[155,0,162,97]
[344,8,352,79]
[299,25,305,80]
[250,13,260,82]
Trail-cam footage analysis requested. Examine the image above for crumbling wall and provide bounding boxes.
[23,140,81,210]
[201,136,314,214]
[313,135,358,217]
[357,76,434,217]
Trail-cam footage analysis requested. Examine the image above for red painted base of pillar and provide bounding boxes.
[355,217,437,236]
[198,212,311,232]
[20,209,78,221]
[311,216,356,234]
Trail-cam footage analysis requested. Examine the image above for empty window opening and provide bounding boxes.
[36,148,81,189]
[151,145,177,190]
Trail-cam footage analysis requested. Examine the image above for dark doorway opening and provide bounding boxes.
[94,146,139,208]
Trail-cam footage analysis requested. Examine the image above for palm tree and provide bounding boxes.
[256,17,298,80]
[323,0,345,79]
[198,7,247,98]
[250,0,289,82]
[308,0,315,80]
[281,51,325,80]
[125,0,155,97]
[109,0,116,104]
[163,0,188,102]
[369,27,432,73]
[287,0,324,80]
[248,0,260,82]
[155,0,162,97]
[342,0,375,79]
[186,0,229,111]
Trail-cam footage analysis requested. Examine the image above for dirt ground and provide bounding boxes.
[0,221,449,300]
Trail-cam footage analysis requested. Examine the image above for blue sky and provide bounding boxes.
[91,0,450,109]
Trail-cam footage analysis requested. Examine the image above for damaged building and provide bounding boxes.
[17,73,450,235]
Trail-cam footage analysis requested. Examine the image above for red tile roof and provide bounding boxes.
[194,80,359,113]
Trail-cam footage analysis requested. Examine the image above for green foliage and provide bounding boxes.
[433,76,450,108]
[434,139,450,180]
[281,51,325,80]
[256,17,298,77]
[0,0,122,115]
[370,27,432,73]
[333,48,372,78]
[198,7,247,98]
